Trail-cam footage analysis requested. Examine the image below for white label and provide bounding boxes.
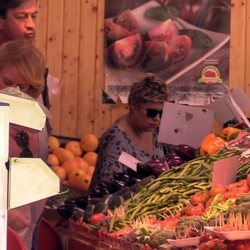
[118,152,141,172]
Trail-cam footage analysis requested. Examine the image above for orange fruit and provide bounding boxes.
[83,152,98,166]
[51,166,66,182]
[48,136,60,152]
[75,157,89,172]
[68,168,92,191]
[52,147,75,164]
[80,133,99,152]
[87,165,95,177]
[47,153,60,166]
[61,158,79,178]
[65,140,83,157]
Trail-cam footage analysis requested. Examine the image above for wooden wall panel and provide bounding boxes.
[93,0,113,136]
[60,0,81,136]
[245,1,250,97]
[229,0,247,90]
[36,0,250,139]
[44,0,64,134]
[77,0,98,137]
[36,0,48,56]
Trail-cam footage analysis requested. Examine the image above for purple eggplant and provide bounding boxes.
[174,144,196,161]
[153,164,169,177]
[110,180,127,193]
[165,152,178,162]
[138,160,169,178]
[167,155,184,168]
[137,162,154,178]
[57,204,75,219]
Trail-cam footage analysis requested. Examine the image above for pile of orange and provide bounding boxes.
[47,133,99,191]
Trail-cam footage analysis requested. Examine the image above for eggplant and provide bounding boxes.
[94,202,109,214]
[174,144,196,161]
[167,155,184,168]
[122,190,135,200]
[101,194,113,205]
[74,195,92,209]
[71,209,85,221]
[90,186,103,198]
[129,177,142,186]
[114,173,133,185]
[165,152,178,162]
[64,198,78,205]
[108,195,124,210]
[137,161,155,178]
[84,203,95,222]
[153,164,169,177]
[57,204,75,219]
[140,175,155,186]
[110,180,127,193]
[127,168,138,178]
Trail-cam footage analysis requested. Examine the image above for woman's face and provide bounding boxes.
[0,64,30,93]
[131,101,164,132]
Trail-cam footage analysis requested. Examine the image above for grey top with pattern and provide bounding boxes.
[90,121,166,189]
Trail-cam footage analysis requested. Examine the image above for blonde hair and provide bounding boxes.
[0,39,45,98]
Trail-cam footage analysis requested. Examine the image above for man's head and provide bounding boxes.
[0,0,37,45]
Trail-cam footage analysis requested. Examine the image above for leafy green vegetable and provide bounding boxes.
[179,29,214,48]
[144,6,178,21]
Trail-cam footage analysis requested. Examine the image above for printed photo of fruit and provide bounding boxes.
[104,0,230,106]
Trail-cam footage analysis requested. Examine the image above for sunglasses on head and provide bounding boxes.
[15,131,33,158]
[146,108,163,118]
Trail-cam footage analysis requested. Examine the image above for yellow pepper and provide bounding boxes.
[200,133,226,155]
[221,127,241,141]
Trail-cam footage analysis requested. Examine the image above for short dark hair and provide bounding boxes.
[128,75,168,107]
[0,0,29,18]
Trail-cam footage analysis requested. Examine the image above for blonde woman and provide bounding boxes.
[0,39,48,250]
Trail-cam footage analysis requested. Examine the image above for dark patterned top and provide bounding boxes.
[90,121,167,190]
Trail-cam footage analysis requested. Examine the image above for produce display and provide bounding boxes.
[50,128,250,249]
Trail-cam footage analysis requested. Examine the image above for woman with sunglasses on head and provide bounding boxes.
[90,75,169,194]
[0,39,48,250]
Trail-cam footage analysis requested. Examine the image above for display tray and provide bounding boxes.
[204,226,250,241]
[167,237,200,248]
[69,219,157,250]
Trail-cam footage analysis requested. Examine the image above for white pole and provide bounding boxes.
[0,103,10,250]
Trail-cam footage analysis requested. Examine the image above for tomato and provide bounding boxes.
[183,203,204,216]
[199,238,228,250]
[232,240,250,250]
[190,190,210,205]
[209,184,228,197]
[228,180,250,195]
[168,35,192,63]
[247,174,250,188]
[166,0,203,24]
[88,213,106,224]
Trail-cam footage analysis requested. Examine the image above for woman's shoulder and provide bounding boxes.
[101,120,124,139]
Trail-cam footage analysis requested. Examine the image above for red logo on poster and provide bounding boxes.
[198,65,222,85]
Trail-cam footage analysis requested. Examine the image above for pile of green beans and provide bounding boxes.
[236,158,250,180]
[125,150,240,220]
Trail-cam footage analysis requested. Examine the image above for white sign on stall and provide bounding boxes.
[0,103,9,250]
[0,91,62,249]
[158,102,214,148]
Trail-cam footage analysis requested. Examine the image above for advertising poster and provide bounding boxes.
[104,0,231,105]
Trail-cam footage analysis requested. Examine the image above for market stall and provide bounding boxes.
[45,125,250,249]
